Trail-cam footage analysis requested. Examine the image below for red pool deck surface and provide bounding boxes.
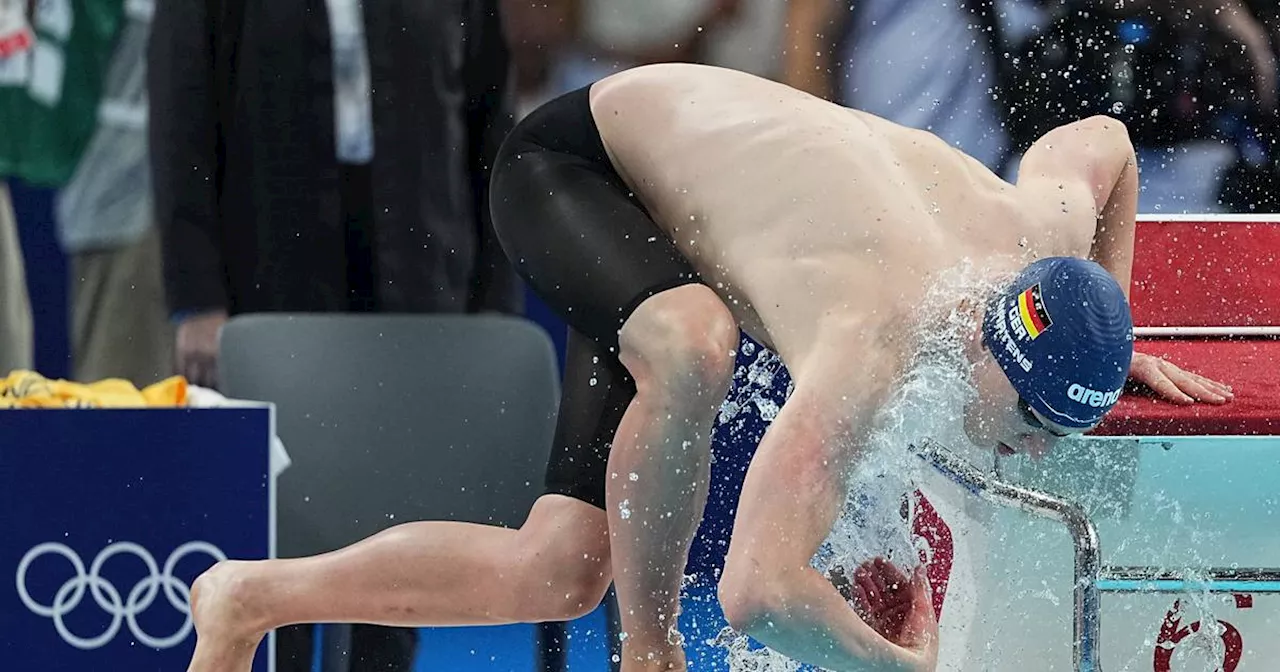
[1093,217,1280,437]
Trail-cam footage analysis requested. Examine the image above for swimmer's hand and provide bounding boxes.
[1129,352,1233,405]
[832,558,939,668]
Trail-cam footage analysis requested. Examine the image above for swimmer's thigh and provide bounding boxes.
[489,85,701,351]
[490,86,703,509]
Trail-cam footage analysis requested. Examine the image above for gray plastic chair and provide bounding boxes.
[218,313,575,671]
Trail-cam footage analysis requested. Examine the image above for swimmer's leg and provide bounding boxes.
[186,494,610,672]
[487,84,729,670]
[718,380,937,672]
[607,285,737,670]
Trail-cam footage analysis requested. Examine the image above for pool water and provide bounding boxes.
[966,435,1280,671]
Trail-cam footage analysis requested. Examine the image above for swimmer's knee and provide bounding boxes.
[619,284,737,394]
[546,566,612,621]
[510,531,611,621]
[508,497,612,621]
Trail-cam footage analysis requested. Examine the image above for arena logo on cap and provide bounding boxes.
[1016,284,1052,340]
[1067,383,1122,408]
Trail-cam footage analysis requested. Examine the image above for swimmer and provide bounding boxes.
[185,63,1233,672]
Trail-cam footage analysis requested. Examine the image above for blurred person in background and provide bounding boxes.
[783,0,1010,172]
[0,0,124,377]
[972,0,1277,212]
[0,9,28,376]
[150,0,522,387]
[0,183,32,374]
[1218,0,1280,211]
[503,0,582,117]
[504,0,787,118]
[149,0,521,669]
[702,0,789,79]
[783,0,1279,212]
[556,0,742,91]
[57,0,173,386]
[0,0,33,372]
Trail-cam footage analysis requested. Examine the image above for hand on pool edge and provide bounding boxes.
[1128,352,1234,405]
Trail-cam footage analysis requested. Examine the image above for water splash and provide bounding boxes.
[708,259,1245,670]
[716,250,1254,665]
[714,627,802,672]
[716,260,1003,669]
[1154,594,1231,672]
[816,259,995,577]
[718,346,789,435]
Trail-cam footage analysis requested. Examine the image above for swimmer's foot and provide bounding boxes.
[187,561,269,672]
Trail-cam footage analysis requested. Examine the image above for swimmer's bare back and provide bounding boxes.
[588,63,1125,376]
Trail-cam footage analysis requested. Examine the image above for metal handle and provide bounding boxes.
[911,439,1103,672]
[911,439,1280,672]
[1098,566,1280,594]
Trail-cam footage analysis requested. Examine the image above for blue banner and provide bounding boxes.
[1,408,274,671]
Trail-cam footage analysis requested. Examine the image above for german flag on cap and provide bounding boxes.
[982,257,1134,430]
[1017,284,1052,339]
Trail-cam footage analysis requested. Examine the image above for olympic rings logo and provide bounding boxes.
[15,541,226,650]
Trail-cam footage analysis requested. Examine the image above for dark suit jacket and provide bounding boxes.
[148,0,522,316]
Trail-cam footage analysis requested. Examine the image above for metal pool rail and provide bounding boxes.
[911,438,1280,672]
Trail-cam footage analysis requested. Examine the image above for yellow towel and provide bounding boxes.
[0,370,188,409]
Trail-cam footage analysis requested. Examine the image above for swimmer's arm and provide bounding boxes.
[1020,116,1139,299]
[1088,133,1139,302]
[725,350,936,672]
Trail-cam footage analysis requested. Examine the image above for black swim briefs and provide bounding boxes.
[489,85,702,509]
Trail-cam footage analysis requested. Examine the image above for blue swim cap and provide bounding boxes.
[981,257,1134,430]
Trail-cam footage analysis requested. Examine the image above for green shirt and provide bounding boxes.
[0,0,123,186]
